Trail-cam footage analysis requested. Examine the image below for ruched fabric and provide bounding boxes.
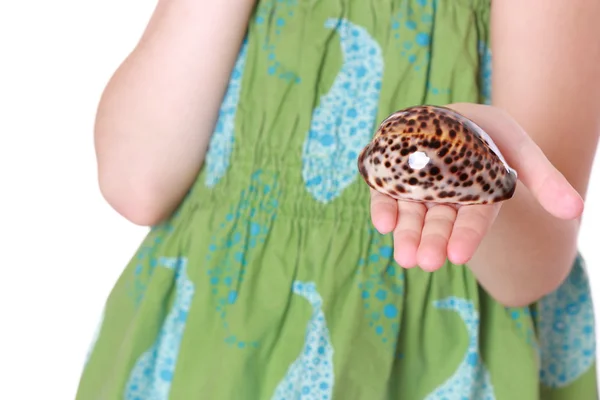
[77,1,597,398]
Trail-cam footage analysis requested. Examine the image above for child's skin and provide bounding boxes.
[94,0,600,308]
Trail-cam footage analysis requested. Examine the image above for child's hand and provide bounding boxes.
[369,103,584,272]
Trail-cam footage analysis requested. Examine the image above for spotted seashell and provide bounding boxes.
[357,105,518,205]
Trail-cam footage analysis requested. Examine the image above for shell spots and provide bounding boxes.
[357,228,403,353]
[302,19,383,203]
[206,170,279,348]
[357,105,517,205]
[255,0,301,83]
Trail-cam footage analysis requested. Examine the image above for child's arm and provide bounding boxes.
[467,0,600,306]
[370,0,599,307]
[94,0,256,226]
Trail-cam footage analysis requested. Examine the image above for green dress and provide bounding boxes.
[77,0,598,398]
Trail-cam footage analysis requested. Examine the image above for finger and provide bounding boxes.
[448,103,584,220]
[447,204,501,265]
[416,205,457,272]
[370,189,398,234]
[393,201,426,268]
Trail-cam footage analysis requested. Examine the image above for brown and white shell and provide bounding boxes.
[357,105,518,205]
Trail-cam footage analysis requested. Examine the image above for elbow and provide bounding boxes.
[491,276,568,308]
[489,242,580,308]
[493,284,561,308]
[97,168,172,227]
[112,200,168,228]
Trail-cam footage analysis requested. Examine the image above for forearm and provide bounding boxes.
[466,100,596,307]
[467,0,600,307]
[95,0,256,225]
[468,184,580,307]
[472,89,598,308]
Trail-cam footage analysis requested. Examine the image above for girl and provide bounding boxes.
[78,0,600,398]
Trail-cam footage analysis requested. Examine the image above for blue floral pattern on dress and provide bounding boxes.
[301,18,383,203]
[538,256,596,388]
[270,281,335,400]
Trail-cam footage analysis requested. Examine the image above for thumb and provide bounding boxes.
[447,103,584,220]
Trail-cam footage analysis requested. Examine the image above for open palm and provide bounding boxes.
[369,103,584,272]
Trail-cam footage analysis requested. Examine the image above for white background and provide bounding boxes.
[0,1,598,398]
